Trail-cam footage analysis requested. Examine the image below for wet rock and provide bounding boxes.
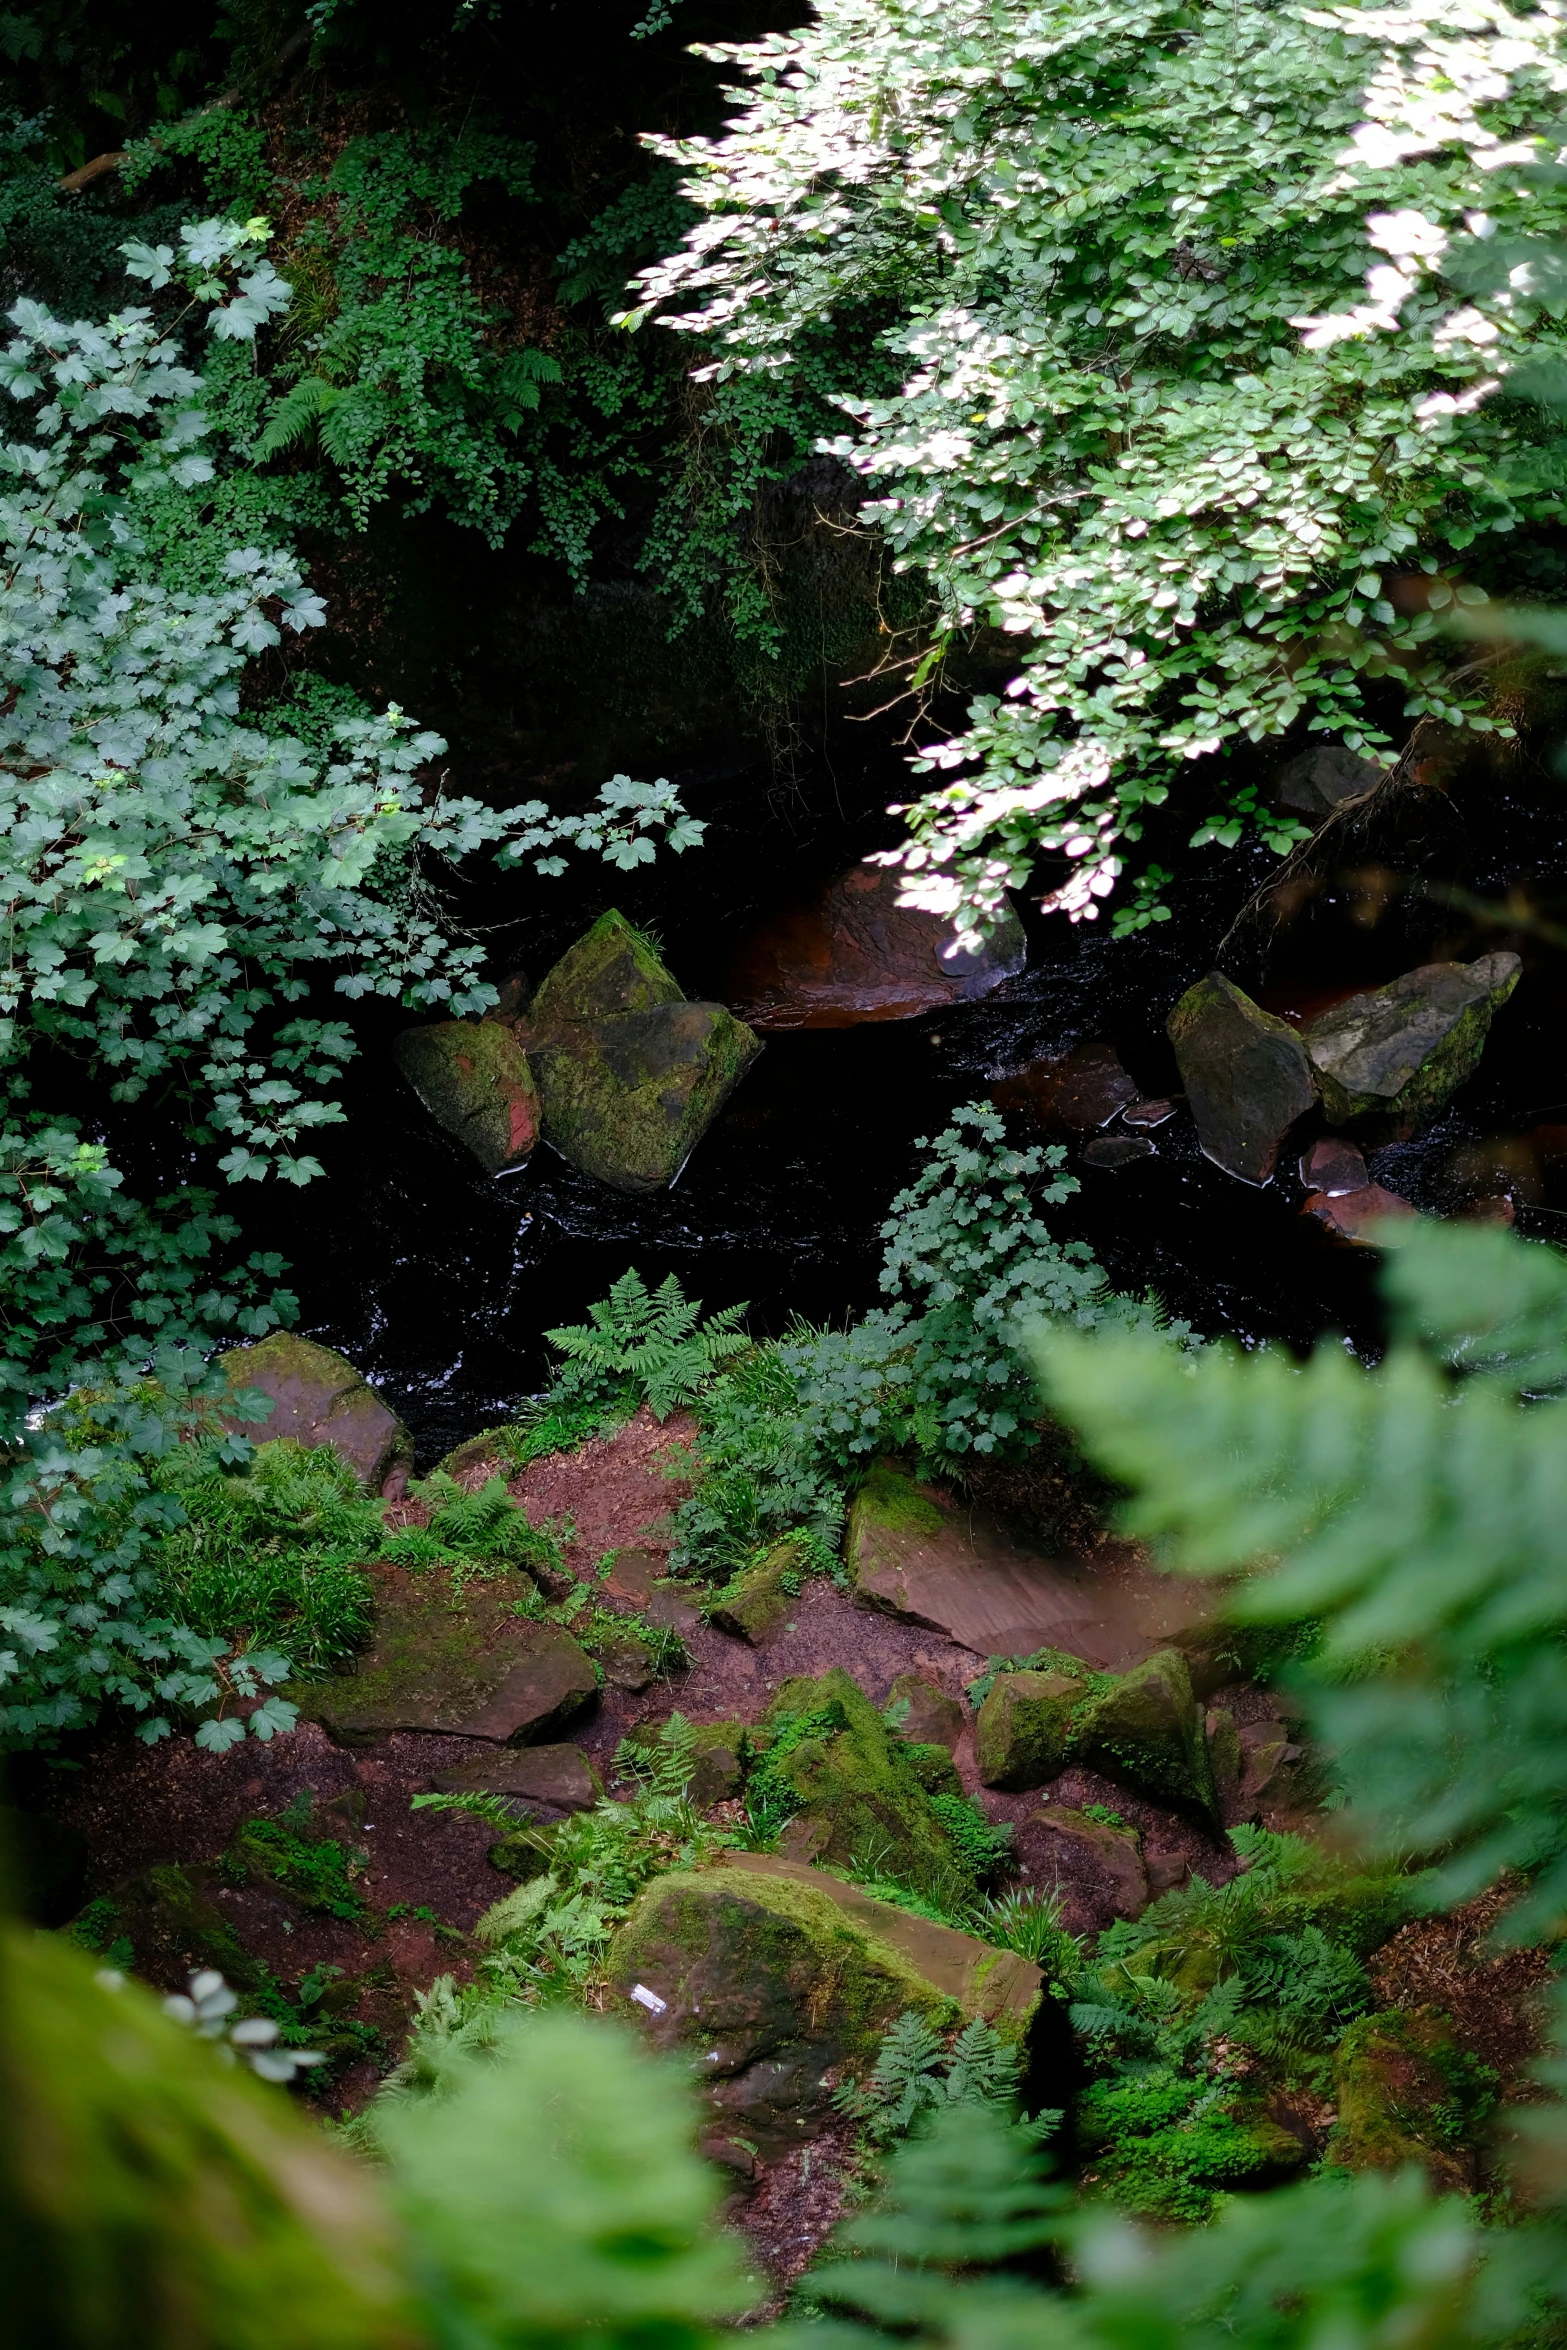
[1457,1193,1516,1226]
[755,1667,975,1903]
[709,1543,801,1644]
[847,1457,1210,1668]
[1123,1097,1179,1129]
[975,1669,1084,1791]
[391,1018,540,1175]
[1272,743,1382,818]
[993,1040,1138,1133]
[431,1742,602,1817]
[607,1850,1041,2157]
[218,1331,413,1495]
[723,863,1026,1032]
[1330,2009,1491,2193]
[1073,1648,1219,1823]
[308,1587,597,1744]
[1167,973,1319,1185]
[1299,1135,1369,1195]
[885,1672,965,1753]
[1013,1806,1148,1925]
[1080,1134,1155,1170]
[526,911,761,1192]
[1303,1183,1418,1246]
[1302,952,1521,1131]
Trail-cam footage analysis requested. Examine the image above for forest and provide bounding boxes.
[5,0,1567,2343]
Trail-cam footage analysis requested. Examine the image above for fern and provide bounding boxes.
[544,1270,750,1421]
[833,2011,1034,2147]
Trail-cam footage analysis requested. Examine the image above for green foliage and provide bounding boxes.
[976,1887,1084,1996]
[544,1270,749,1423]
[1036,1219,1567,1933]
[155,1441,379,1675]
[927,1791,1013,1886]
[381,1473,566,1592]
[784,1103,1179,1468]
[640,0,1567,938]
[222,1794,372,1925]
[832,2009,1035,2145]
[668,1344,846,1578]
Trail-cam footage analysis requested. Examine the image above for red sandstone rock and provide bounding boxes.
[993,1040,1138,1131]
[722,864,1025,1030]
[1303,1182,1417,1245]
[1299,1135,1370,1195]
[218,1331,412,1494]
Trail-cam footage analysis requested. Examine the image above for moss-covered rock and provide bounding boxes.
[902,1742,965,1798]
[1,1927,409,2346]
[885,1672,965,1753]
[1073,1647,1219,1823]
[390,1017,541,1174]
[1330,2008,1497,2193]
[606,1851,1041,2157]
[217,1331,413,1494]
[525,910,762,1193]
[752,1667,974,1902]
[1303,953,1521,1132]
[975,1668,1085,1790]
[624,1717,749,1805]
[304,1570,596,1743]
[1167,972,1319,1186]
[707,1542,800,1643]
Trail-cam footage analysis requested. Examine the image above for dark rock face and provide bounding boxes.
[608,1851,1041,2157]
[1272,743,1382,817]
[525,910,761,1192]
[993,1040,1138,1132]
[1302,952,1521,1131]
[1299,1135,1369,1195]
[430,1743,602,1817]
[1012,1806,1149,1928]
[722,863,1026,1031]
[1166,972,1319,1184]
[218,1332,412,1494]
[1123,1097,1178,1129]
[390,1018,540,1174]
[1303,1183,1417,1246]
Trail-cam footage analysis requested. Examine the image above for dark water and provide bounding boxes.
[246,733,1567,1466]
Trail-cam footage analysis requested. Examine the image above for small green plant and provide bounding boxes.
[833,2010,1046,2147]
[668,1343,847,1578]
[928,1792,1014,1886]
[382,1473,567,1592]
[978,1888,1084,1998]
[221,1795,373,1925]
[544,1271,750,1422]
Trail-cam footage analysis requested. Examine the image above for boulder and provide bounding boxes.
[1272,743,1382,818]
[1080,1134,1155,1170]
[1299,1135,1369,1195]
[607,1849,1042,2156]
[431,1743,602,1817]
[306,1578,597,1744]
[847,1457,1209,1667]
[598,1549,704,1636]
[623,1717,749,1805]
[975,1669,1084,1791]
[1122,1097,1179,1129]
[526,911,760,1193]
[1205,1707,1244,1808]
[708,1544,800,1644]
[753,1667,973,1902]
[1072,1647,1220,1823]
[217,1331,412,1495]
[1329,2009,1491,2193]
[1167,973,1319,1185]
[390,1018,540,1175]
[722,863,1026,1032]
[885,1672,965,1753]
[1303,1182,1417,1246]
[1012,1806,1148,1928]
[1302,953,1521,1131]
[993,1041,1138,1133]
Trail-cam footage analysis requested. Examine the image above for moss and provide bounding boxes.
[529,909,683,1027]
[221,1795,374,1926]
[851,1456,947,1542]
[1073,1648,1219,1823]
[974,1669,1083,1790]
[904,1741,964,1798]
[1330,2008,1498,2192]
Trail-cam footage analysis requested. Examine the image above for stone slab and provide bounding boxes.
[218,1331,412,1495]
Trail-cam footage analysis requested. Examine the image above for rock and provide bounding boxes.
[526,911,761,1192]
[598,1548,703,1636]
[1299,1135,1369,1194]
[431,1743,603,1817]
[1013,1806,1148,1926]
[1456,1193,1516,1226]
[1205,1707,1243,1808]
[885,1672,965,1752]
[992,1041,1138,1132]
[67,1861,265,1995]
[391,1018,540,1175]
[607,1849,1042,2157]
[975,1669,1084,1791]
[722,863,1026,1032]
[1144,1847,1190,1896]
[1303,1183,1418,1246]
[901,1742,965,1799]
[708,1543,801,1644]
[596,1631,660,1691]
[623,1717,750,1806]
[1167,973,1319,1185]
[1272,743,1382,818]
[755,1667,974,1902]
[1330,2009,1491,2193]
[1302,952,1521,1131]
[1080,1134,1155,1170]
[847,1457,1210,1667]
[1073,1647,1219,1823]
[1123,1097,1179,1129]
[308,1584,597,1744]
[217,1331,413,1495]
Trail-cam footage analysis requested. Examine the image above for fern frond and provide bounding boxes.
[253,374,342,461]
